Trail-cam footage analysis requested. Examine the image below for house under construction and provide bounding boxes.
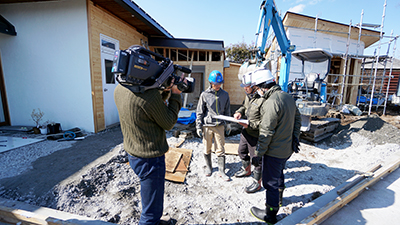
[262,11,399,115]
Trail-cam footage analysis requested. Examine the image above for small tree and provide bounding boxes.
[31,108,44,128]
[225,40,255,64]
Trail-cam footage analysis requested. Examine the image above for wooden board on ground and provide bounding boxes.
[165,150,182,173]
[175,158,188,172]
[224,140,239,155]
[165,148,193,183]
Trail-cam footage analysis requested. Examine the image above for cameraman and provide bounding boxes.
[114,76,185,225]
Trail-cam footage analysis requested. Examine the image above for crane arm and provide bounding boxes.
[254,0,295,91]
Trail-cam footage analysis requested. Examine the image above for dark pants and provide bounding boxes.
[238,129,261,172]
[262,155,289,207]
[128,154,166,225]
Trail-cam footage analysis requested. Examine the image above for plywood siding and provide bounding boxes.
[224,63,245,105]
[88,1,147,132]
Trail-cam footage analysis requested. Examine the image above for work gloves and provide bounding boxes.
[292,135,300,153]
[196,129,203,138]
[225,124,232,136]
[251,156,260,167]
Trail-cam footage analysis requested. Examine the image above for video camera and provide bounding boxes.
[111,45,195,93]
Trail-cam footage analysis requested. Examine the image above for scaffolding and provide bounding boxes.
[323,0,399,115]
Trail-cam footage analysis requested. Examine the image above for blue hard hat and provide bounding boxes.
[208,70,224,84]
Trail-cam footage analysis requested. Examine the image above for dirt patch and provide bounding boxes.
[1,115,400,224]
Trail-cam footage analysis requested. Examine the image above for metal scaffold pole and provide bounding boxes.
[369,0,386,115]
[383,34,398,115]
[340,20,352,106]
[356,10,364,107]
[378,30,393,112]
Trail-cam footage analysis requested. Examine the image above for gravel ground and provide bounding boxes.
[0,114,400,224]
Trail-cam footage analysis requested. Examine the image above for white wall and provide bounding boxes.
[0,0,95,132]
[287,28,366,81]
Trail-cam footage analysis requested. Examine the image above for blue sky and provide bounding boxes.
[133,0,400,57]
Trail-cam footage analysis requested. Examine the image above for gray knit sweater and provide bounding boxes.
[114,84,182,158]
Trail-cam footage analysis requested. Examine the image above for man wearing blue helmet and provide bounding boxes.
[196,70,231,181]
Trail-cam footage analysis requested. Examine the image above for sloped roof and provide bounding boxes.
[283,11,381,48]
[0,0,173,38]
[149,37,224,51]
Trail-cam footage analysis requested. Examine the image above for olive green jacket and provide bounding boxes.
[235,93,265,138]
[256,85,302,159]
[114,85,182,158]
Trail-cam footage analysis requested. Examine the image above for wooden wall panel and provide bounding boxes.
[224,63,244,105]
[88,0,147,132]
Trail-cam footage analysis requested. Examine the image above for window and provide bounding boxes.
[189,50,198,61]
[105,59,115,84]
[101,40,115,50]
[154,48,164,57]
[165,48,170,58]
[171,49,177,61]
[178,49,188,61]
[199,51,206,61]
[212,52,221,61]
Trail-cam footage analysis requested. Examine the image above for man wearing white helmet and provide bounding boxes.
[249,69,301,224]
[233,71,266,193]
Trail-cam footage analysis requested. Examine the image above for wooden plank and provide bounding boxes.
[0,198,114,225]
[165,148,193,183]
[175,158,188,172]
[224,140,239,155]
[299,157,400,225]
[349,59,361,105]
[174,138,186,148]
[165,150,182,173]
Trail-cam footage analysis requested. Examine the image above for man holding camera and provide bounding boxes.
[196,70,231,181]
[114,76,185,225]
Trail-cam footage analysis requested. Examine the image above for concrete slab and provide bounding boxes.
[0,136,43,154]
[277,154,400,225]
[321,167,400,225]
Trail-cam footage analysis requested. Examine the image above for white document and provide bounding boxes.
[213,115,249,124]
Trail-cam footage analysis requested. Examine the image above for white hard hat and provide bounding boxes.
[251,68,275,86]
[240,73,254,87]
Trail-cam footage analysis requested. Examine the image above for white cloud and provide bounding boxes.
[309,0,322,5]
[288,4,306,13]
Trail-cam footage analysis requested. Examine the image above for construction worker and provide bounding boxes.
[196,70,231,181]
[233,72,266,193]
[249,69,301,224]
[114,75,186,225]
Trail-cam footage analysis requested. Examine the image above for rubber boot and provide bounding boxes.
[245,170,262,193]
[278,187,285,206]
[204,153,212,177]
[250,204,279,224]
[234,160,251,177]
[218,156,230,181]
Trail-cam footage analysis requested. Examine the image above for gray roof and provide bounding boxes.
[149,37,225,51]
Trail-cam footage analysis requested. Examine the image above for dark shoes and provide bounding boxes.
[250,205,279,224]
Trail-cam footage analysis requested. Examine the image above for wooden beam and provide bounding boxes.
[349,59,361,105]
[0,198,113,225]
